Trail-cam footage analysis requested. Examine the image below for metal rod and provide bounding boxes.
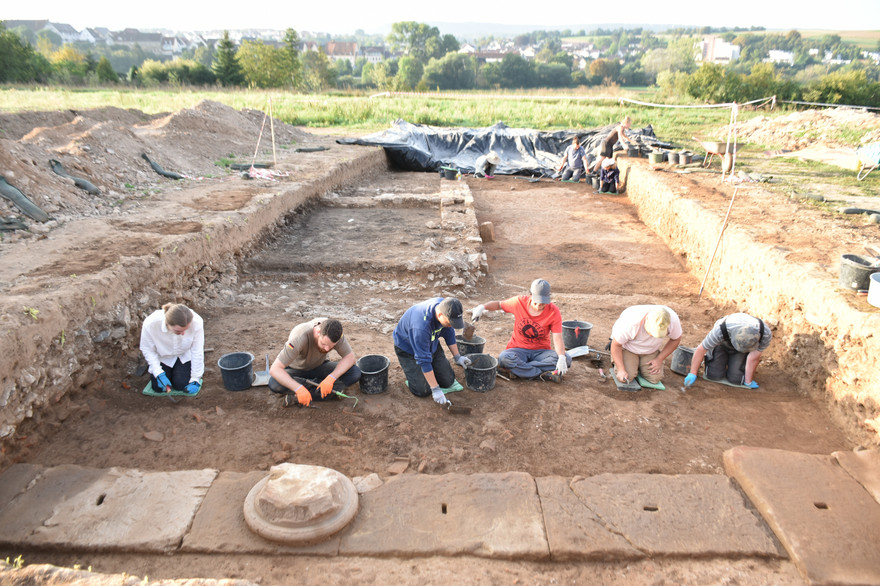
[699,186,739,299]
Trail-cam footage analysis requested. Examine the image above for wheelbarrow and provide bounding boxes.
[694,138,743,172]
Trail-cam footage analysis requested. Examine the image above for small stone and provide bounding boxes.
[215,406,226,416]
[272,451,291,463]
[386,457,410,475]
[144,430,164,442]
[353,473,383,493]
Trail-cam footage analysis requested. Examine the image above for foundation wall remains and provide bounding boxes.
[621,161,880,446]
[0,149,389,456]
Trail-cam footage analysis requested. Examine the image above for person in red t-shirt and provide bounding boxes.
[470,279,571,382]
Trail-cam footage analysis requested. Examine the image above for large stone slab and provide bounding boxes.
[570,472,782,558]
[0,463,44,514]
[0,464,216,552]
[339,472,549,559]
[536,476,644,561]
[182,470,339,555]
[832,447,880,505]
[724,446,880,585]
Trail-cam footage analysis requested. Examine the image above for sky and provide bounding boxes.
[5,0,880,36]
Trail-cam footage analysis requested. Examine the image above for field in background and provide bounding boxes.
[0,87,780,147]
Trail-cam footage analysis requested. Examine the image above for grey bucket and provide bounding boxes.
[464,353,498,392]
[218,351,254,391]
[667,151,679,165]
[456,334,486,356]
[357,354,390,394]
[670,346,695,376]
[679,151,692,165]
[562,320,592,349]
[839,254,878,290]
[591,176,600,189]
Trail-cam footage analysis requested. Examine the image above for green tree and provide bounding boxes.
[282,28,302,88]
[238,40,289,88]
[95,56,118,83]
[301,49,336,91]
[396,56,424,90]
[590,58,621,84]
[387,21,441,64]
[535,62,571,87]
[212,31,245,87]
[422,52,475,90]
[0,24,51,82]
[498,53,534,88]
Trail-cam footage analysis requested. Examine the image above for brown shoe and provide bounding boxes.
[497,367,517,380]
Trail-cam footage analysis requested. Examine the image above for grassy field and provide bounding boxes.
[0,86,776,146]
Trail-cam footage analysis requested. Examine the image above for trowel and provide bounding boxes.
[252,354,270,386]
[445,400,471,415]
[462,315,480,341]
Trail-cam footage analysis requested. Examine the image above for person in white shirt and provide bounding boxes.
[610,305,681,385]
[140,303,205,394]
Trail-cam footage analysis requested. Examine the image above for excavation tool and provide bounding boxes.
[462,315,480,341]
[445,400,471,415]
[252,354,271,386]
[567,345,610,359]
[590,354,607,382]
[300,378,359,410]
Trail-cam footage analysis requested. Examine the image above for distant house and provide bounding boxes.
[697,36,741,64]
[326,41,357,65]
[473,50,506,64]
[459,43,477,54]
[3,19,80,44]
[301,40,321,52]
[112,28,163,53]
[765,49,794,66]
[361,46,385,63]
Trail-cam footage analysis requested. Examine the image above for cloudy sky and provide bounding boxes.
[6,0,880,35]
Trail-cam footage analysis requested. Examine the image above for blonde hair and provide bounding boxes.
[622,116,632,128]
[162,303,193,328]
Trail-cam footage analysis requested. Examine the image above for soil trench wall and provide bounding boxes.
[621,161,880,445]
[0,149,389,452]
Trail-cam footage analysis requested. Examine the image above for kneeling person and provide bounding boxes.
[269,318,361,407]
[684,313,771,389]
[610,305,681,385]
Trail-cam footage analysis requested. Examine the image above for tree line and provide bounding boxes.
[2,20,879,107]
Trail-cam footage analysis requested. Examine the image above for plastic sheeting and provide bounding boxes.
[337,119,664,176]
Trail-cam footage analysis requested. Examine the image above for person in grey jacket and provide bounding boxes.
[684,313,772,389]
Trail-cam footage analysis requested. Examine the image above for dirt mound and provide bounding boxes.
[722,107,880,151]
[0,100,312,241]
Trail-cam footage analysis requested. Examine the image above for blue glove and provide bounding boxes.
[744,380,759,389]
[156,372,172,391]
[454,354,472,368]
[185,380,201,395]
[683,373,697,387]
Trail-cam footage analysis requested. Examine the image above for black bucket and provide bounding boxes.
[357,354,390,394]
[670,345,695,376]
[464,353,497,392]
[440,166,458,180]
[627,146,639,158]
[456,334,486,356]
[218,351,254,391]
[839,254,878,290]
[562,320,592,349]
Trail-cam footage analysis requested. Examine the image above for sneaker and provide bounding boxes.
[282,393,296,408]
[538,371,562,383]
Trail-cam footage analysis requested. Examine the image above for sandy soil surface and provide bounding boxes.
[1,101,878,584]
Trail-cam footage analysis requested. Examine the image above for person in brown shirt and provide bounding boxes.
[268,318,361,407]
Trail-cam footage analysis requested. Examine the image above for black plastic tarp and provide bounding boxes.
[337,119,663,176]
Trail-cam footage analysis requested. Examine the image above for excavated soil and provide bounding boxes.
[0,101,878,584]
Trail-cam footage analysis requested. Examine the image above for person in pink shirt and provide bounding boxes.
[470,279,571,383]
[610,305,682,385]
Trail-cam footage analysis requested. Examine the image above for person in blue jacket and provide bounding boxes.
[393,297,471,405]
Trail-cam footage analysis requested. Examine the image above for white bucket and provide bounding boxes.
[868,272,880,308]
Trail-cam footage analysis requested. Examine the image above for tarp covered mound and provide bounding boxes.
[337,119,664,176]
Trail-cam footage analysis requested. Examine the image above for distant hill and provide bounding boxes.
[383,22,680,39]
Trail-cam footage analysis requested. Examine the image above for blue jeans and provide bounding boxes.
[498,348,571,379]
[561,167,584,181]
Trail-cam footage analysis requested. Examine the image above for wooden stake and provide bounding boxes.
[699,186,739,299]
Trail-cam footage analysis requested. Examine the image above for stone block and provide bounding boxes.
[536,476,643,561]
[725,446,880,585]
[0,465,216,552]
[570,472,782,558]
[339,472,548,559]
